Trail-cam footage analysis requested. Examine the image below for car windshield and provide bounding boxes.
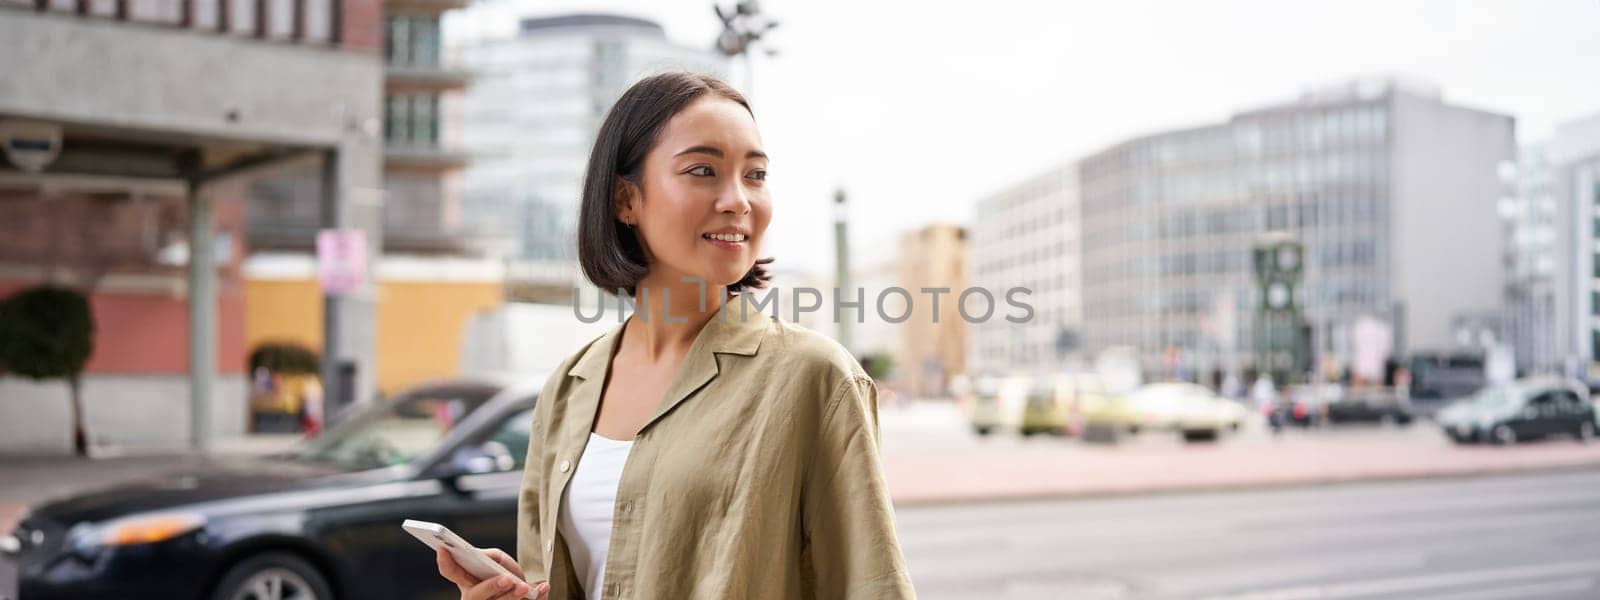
[291,386,499,470]
[1470,386,1520,411]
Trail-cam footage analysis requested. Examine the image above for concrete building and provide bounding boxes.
[1078,78,1515,377]
[0,0,384,453]
[970,163,1083,377]
[248,0,482,257]
[894,224,970,398]
[1547,112,1600,378]
[454,13,728,267]
[1503,143,1559,374]
[240,0,511,399]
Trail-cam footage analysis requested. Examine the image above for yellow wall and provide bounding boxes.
[245,279,324,351]
[245,278,503,395]
[374,280,503,393]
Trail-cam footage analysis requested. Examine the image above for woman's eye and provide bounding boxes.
[687,166,714,177]
[746,170,767,182]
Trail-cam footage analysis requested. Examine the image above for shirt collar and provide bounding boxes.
[566,294,769,381]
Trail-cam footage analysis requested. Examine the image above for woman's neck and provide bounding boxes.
[625,275,727,363]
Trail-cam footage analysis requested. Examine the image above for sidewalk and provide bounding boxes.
[881,424,1600,505]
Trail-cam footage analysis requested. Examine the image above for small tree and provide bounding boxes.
[858,352,894,381]
[0,285,95,455]
[248,342,321,375]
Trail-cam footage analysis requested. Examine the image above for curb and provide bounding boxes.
[887,460,1600,507]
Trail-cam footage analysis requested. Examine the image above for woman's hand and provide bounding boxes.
[435,546,550,600]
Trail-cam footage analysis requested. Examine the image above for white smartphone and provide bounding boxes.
[402,519,535,599]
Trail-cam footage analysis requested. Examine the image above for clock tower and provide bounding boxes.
[1253,234,1310,385]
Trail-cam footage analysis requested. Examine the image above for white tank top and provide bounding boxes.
[558,432,634,600]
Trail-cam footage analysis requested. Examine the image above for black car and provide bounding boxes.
[1323,393,1415,426]
[3,377,540,600]
[1436,377,1598,445]
[1277,386,1413,427]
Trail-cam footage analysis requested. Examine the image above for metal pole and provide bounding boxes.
[320,148,345,421]
[834,188,852,353]
[187,181,216,451]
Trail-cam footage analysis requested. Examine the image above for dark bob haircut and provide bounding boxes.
[577,71,774,297]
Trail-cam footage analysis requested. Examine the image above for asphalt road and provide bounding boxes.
[896,468,1600,599]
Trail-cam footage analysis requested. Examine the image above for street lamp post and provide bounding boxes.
[712,0,779,96]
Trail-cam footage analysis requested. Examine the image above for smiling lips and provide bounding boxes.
[702,231,748,249]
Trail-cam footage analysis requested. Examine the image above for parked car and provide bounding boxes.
[965,375,1029,436]
[1125,382,1251,442]
[1326,391,1415,426]
[1280,384,1413,426]
[1406,351,1488,417]
[1281,384,1342,427]
[1436,377,1597,445]
[4,377,542,600]
[1018,373,1118,437]
[1077,379,1142,437]
[1019,377,1069,436]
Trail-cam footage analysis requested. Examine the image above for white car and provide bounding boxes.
[1126,382,1251,442]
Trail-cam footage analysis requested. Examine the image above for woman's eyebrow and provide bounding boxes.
[673,145,769,161]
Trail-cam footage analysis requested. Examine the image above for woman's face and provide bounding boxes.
[618,96,771,291]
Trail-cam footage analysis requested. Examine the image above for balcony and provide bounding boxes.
[385,64,472,94]
[3,0,345,44]
[383,0,466,13]
[0,0,382,149]
[384,143,469,172]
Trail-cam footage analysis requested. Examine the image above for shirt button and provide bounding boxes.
[558,459,571,473]
[543,539,552,553]
[621,501,633,515]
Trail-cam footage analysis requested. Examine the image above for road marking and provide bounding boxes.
[1200,559,1600,600]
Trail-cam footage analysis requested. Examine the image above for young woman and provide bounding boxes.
[435,72,915,599]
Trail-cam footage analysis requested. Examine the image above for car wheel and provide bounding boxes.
[1579,421,1596,444]
[1181,429,1218,443]
[1491,424,1518,446]
[1378,413,1397,427]
[213,551,333,600]
[974,426,992,436]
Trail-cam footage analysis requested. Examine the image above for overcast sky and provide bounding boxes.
[448,0,1600,277]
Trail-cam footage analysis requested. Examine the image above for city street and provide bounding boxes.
[877,400,1600,503]
[897,468,1600,599]
[4,400,1600,599]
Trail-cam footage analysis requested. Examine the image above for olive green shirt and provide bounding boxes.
[515,297,917,599]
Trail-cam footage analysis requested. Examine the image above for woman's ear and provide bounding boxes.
[613,176,639,226]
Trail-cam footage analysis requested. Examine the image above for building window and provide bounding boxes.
[385,16,440,67]
[384,94,440,145]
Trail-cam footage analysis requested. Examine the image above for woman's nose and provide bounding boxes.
[716,180,752,214]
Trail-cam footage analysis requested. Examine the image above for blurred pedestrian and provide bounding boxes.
[1222,370,1243,400]
[299,378,324,438]
[1253,375,1281,434]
